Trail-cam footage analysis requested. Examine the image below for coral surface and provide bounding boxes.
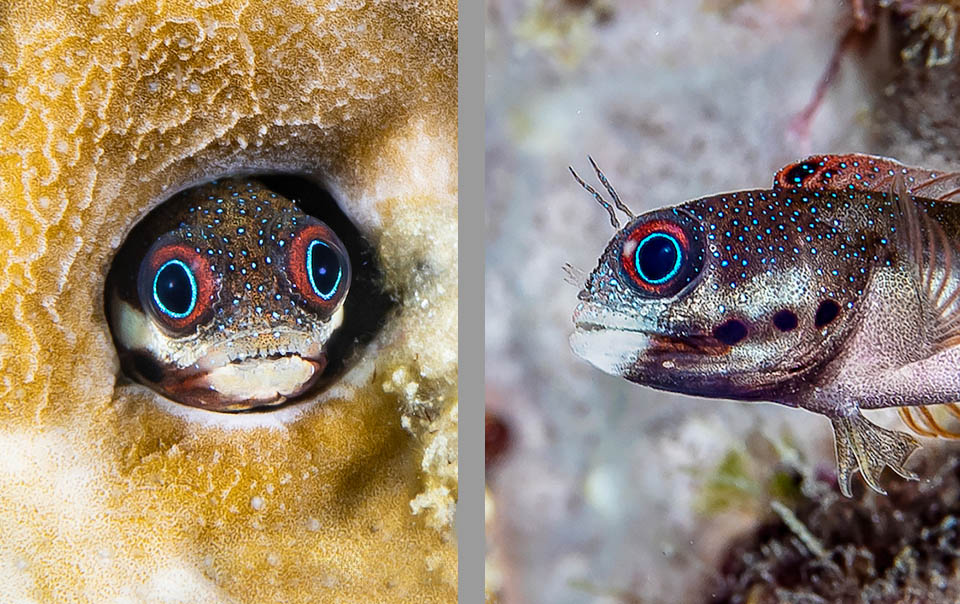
[0,1,457,602]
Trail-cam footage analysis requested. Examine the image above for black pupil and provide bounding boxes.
[155,262,193,315]
[310,242,341,296]
[638,234,679,282]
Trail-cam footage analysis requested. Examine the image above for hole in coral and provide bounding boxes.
[105,173,394,412]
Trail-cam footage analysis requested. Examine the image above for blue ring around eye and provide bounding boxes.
[635,233,682,284]
[306,239,343,300]
[152,258,197,319]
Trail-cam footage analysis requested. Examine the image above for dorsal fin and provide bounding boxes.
[889,174,960,350]
[774,153,960,203]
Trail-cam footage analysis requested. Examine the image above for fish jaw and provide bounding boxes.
[571,302,787,401]
[112,295,342,411]
[570,303,653,377]
[570,303,707,392]
[167,354,326,411]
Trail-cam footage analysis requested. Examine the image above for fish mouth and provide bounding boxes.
[165,351,326,412]
[153,327,332,411]
[124,346,328,412]
[190,328,329,371]
[571,305,731,383]
[571,307,657,377]
[571,311,800,401]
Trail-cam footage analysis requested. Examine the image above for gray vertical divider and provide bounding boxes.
[458,0,485,602]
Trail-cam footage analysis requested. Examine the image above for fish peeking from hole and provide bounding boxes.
[107,179,351,412]
[570,153,960,496]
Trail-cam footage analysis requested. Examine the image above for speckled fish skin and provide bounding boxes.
[108,178,350,412]
[571,153,960,496]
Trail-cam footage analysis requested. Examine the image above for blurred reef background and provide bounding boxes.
[485,0,960,602]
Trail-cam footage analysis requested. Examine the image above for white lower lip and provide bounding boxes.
[569,327,651,377]
[205,356,318,401]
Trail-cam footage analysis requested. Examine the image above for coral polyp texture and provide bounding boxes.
[0,1,457,602]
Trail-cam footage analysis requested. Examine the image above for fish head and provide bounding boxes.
[571,189,873,400]
[108,179,353,411]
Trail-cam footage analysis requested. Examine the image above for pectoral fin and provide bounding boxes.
[831,411,920,497]
[887,173,960,353]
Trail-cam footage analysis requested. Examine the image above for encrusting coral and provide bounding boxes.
[0,1,457,602]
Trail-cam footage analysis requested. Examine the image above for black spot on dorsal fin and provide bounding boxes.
[773,153,960,203]
[781,162,819,187]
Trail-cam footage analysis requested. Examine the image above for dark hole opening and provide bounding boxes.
[105,173,395,412]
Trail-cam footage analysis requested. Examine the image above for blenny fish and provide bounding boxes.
[570,153,960,496]
[106,179,351,412]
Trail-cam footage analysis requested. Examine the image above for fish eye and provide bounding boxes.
[307,240,343,300]
[635,233,682,284]
[619,215,703,297]
[153,259,197,318]
[287,221,351,314]
[136,242,218,333]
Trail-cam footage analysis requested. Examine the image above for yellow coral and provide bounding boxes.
[0,0,457,602]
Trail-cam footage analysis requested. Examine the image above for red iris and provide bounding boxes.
[138,242,219,333]
[620,219,690,296]
[286,222,350,315]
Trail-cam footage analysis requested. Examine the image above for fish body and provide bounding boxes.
[571,153,960,495]
[107,179,351,412]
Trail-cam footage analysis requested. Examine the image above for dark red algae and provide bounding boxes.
[705,453,960,603]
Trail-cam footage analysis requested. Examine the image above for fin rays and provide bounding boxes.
[899,404,960,439]
[831,412,919,497]
[898,407,939,437]
[909,170,960,202]
[892,175,960,348]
